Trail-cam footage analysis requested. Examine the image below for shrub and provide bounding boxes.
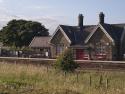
[55,49,78,72]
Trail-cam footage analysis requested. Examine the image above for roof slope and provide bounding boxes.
[101,23,125,42]
[60,25,97,45]
[29,36,51,48]
[59,23,125,45]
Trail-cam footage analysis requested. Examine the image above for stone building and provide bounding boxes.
[50,12,125,60]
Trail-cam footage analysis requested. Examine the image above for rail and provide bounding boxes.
[0,57,125,64]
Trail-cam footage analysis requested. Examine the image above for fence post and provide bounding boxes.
[64,71,67,79]
[89,75,92,87]
[99,75,103,86]
[76,72,79,83]
[46,65,49,73]
[106,78,109,89]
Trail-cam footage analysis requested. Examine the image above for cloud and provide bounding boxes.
[0,12,61,34]
[0,0,4,3]
[26,5,51,11]
[0,1,64,34]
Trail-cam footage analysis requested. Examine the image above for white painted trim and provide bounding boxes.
[29,37,36,47]
[59,26,72,44]
[49,25,71,44]
[49,26,60,43]
[99,24,114,43]
[84,26,99,43]
[121,27,125,43]
[85,24,114,43]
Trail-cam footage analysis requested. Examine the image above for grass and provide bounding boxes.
[0,62,124,94]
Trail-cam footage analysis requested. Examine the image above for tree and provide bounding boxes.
[0,19,49,47]
[55,49,78,72]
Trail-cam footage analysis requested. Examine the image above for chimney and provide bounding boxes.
[78,14,84,28]
[99,12,105,24]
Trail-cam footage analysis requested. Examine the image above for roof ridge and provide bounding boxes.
[34,36,51,38]
[60,24,96,27]
[111,23,125,25]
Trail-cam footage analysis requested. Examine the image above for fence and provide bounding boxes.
[0,57,124,93]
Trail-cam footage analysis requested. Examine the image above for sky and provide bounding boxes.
[0,0,125,34]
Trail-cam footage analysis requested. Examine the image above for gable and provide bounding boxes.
[88,28,113,43]
[50,26,71,45]
[85,24,114,44]
[50,27,71,46]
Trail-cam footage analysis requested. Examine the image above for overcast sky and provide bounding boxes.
[0,0,125,34]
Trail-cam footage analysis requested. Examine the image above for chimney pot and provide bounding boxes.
[78,14,84,28]
[99,12,105,24]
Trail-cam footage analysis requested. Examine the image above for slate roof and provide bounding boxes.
[30,24,125,48]
[59,23,125,45]
[29,36,51,48]
[101,23,125,42]
[60,25,97,45]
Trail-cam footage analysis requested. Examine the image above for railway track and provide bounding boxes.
[0,57,125,70]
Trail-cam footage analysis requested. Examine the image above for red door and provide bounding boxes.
[76,49,84,60]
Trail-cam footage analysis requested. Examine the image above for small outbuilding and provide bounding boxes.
[29,36,51,58]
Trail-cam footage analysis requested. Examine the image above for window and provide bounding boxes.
[56,44,64,55]
[95,42,109,60]
[95,42,106,54]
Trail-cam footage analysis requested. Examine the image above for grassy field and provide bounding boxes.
[0,62,124,94]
